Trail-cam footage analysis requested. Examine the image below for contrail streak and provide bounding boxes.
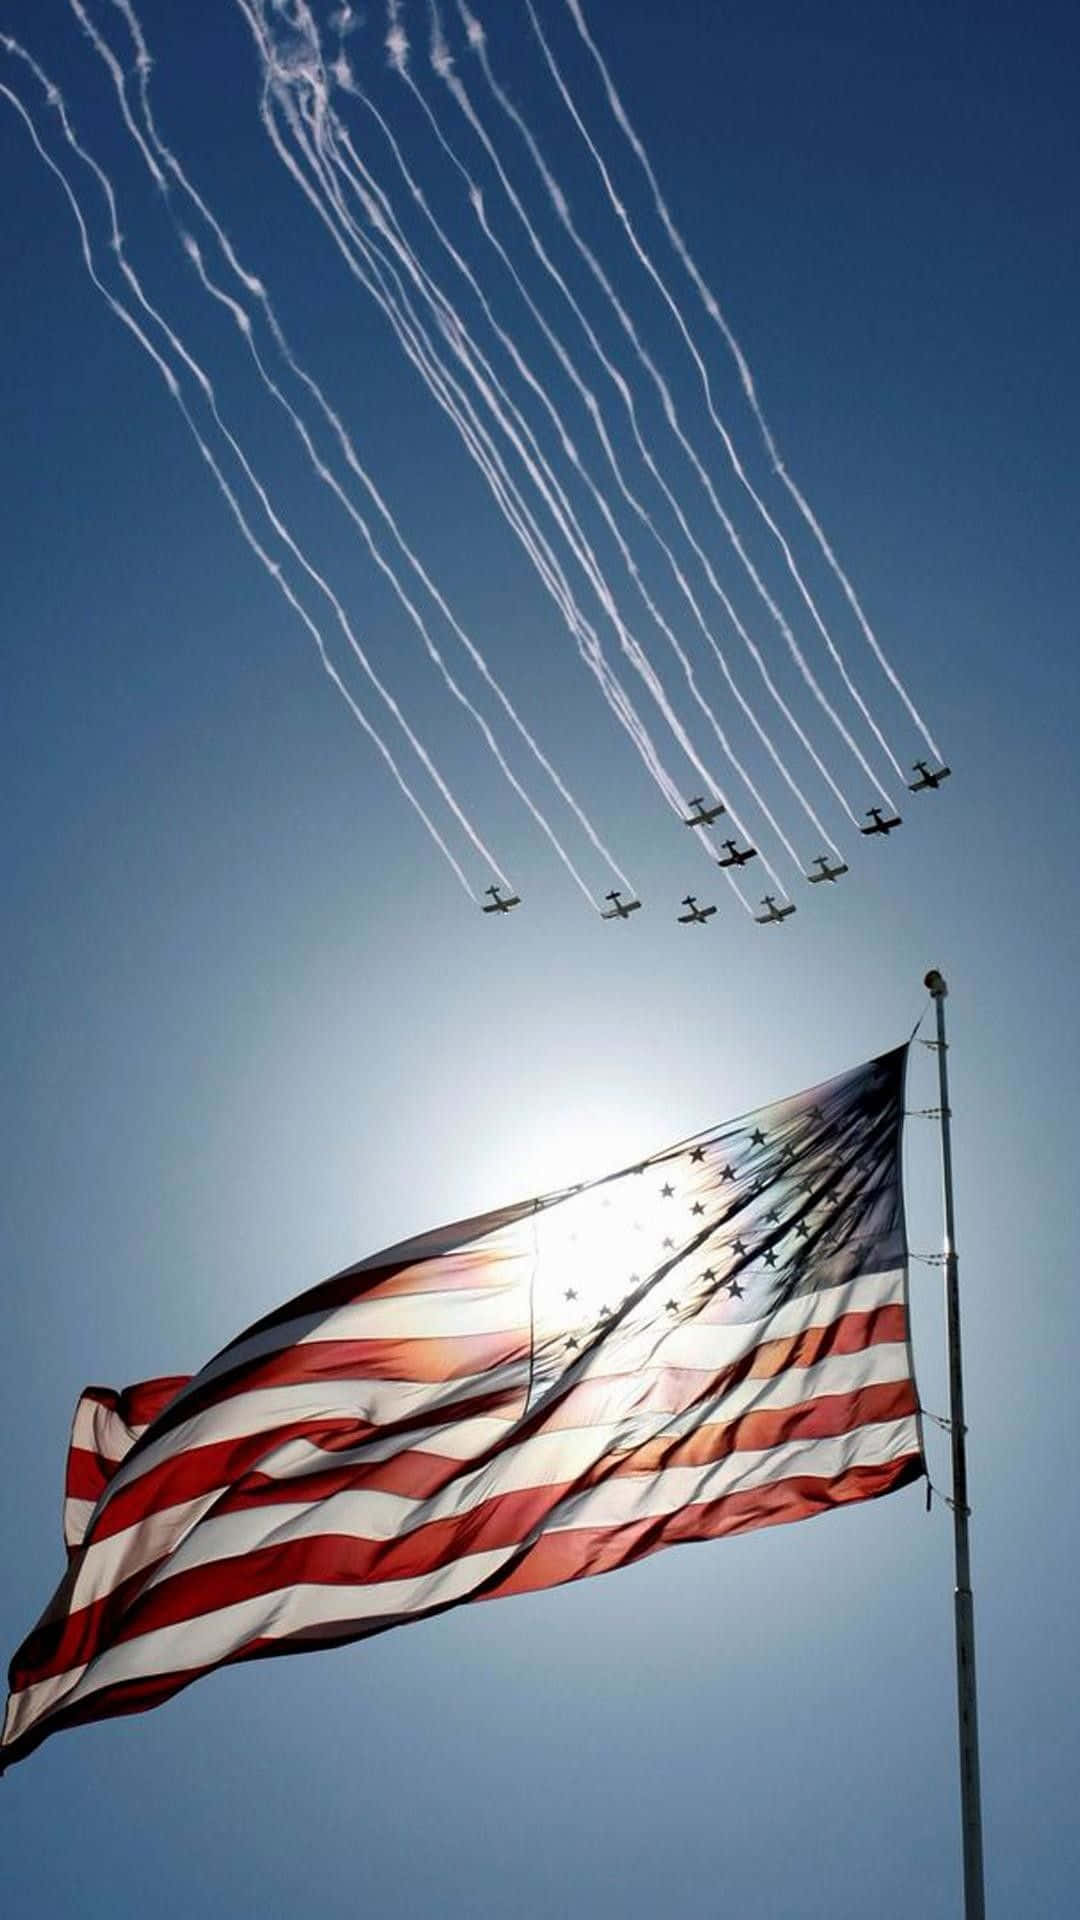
[337,77,811,882]
[252,39,675,809]
[239,1,756,906]
[520,0,909,792]
[0,53,477,900]
[102,0,629,907]
[6,36,505,899]
[383,19,852,862]
[297,59,736,833]
[320,105,794,888]
[522,0,894,846]
[453,0,901,803]
[56,12,511,891]
[72,0,604,910]
[310,93,774,902]
[561,0,943,764]
[187,237,601,909]
[416,5,876,837]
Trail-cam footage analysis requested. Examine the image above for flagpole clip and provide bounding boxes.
[919,1405,956,1434]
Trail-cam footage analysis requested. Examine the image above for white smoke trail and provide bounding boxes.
[7,37,507,898]
[71,1,602,911]
[0,56,477,900]
[519,0,911,793]
[562,0,943,765]
[239,0,757,904]
[453,0,902,802]
[382,23,853,861]
[235,3,707,868]
[312,135,764,891]
[322,108,797,887]
[268,64,667,790]
[54,21,513,893]
[524,0,915,808]
[333,86,812,882]
[415,5,879,835]
[187,238,603,909]
[308,90,777,904]
[312,142,768,910]
[296,61,732,827]
[104,0,631,904]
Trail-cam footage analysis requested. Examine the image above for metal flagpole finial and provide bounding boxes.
[924,968,948,998]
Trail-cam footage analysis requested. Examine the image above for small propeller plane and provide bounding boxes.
[716,838,757,869]
[683,796,726,828]
[482,885,521,914]
[600,890,642,920]
[755,895,797,925]
[806,855,849,884]
[860,807,903,837]
[677,894,717,925]
[908,760,951,792]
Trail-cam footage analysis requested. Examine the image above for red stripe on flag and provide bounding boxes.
[541,1304,908,1433]
[29,1386,917,1682]
[87,1378,527,1546]
[151,1332,529,1435]
[484,1454,924,1600]
[3,1048,918,1772]
[0,1455,923,1779]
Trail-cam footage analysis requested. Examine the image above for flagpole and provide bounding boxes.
[924,970,985,1920]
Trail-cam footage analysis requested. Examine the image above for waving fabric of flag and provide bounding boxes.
[2,1047,923,1771]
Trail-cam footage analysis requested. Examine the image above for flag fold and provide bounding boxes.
[3,1046,923,1771]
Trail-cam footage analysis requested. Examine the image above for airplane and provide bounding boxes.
[482,885,521,914]
[683,796,726,828]
[755,894,797,925]
[908,759,952,792]
[860,807,903,836]
[716,838,757,869]
[806,855,849,884]
[600,890,642,920]
[677,894,717,925]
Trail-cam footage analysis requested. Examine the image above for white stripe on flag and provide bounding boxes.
[5,1416,917,1745]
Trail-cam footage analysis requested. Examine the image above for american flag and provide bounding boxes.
[2,1046,923,1771]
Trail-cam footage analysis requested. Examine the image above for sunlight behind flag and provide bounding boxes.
[2,1046,922,1772]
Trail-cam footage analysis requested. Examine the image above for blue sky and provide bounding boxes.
[1,1,1078,1912]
